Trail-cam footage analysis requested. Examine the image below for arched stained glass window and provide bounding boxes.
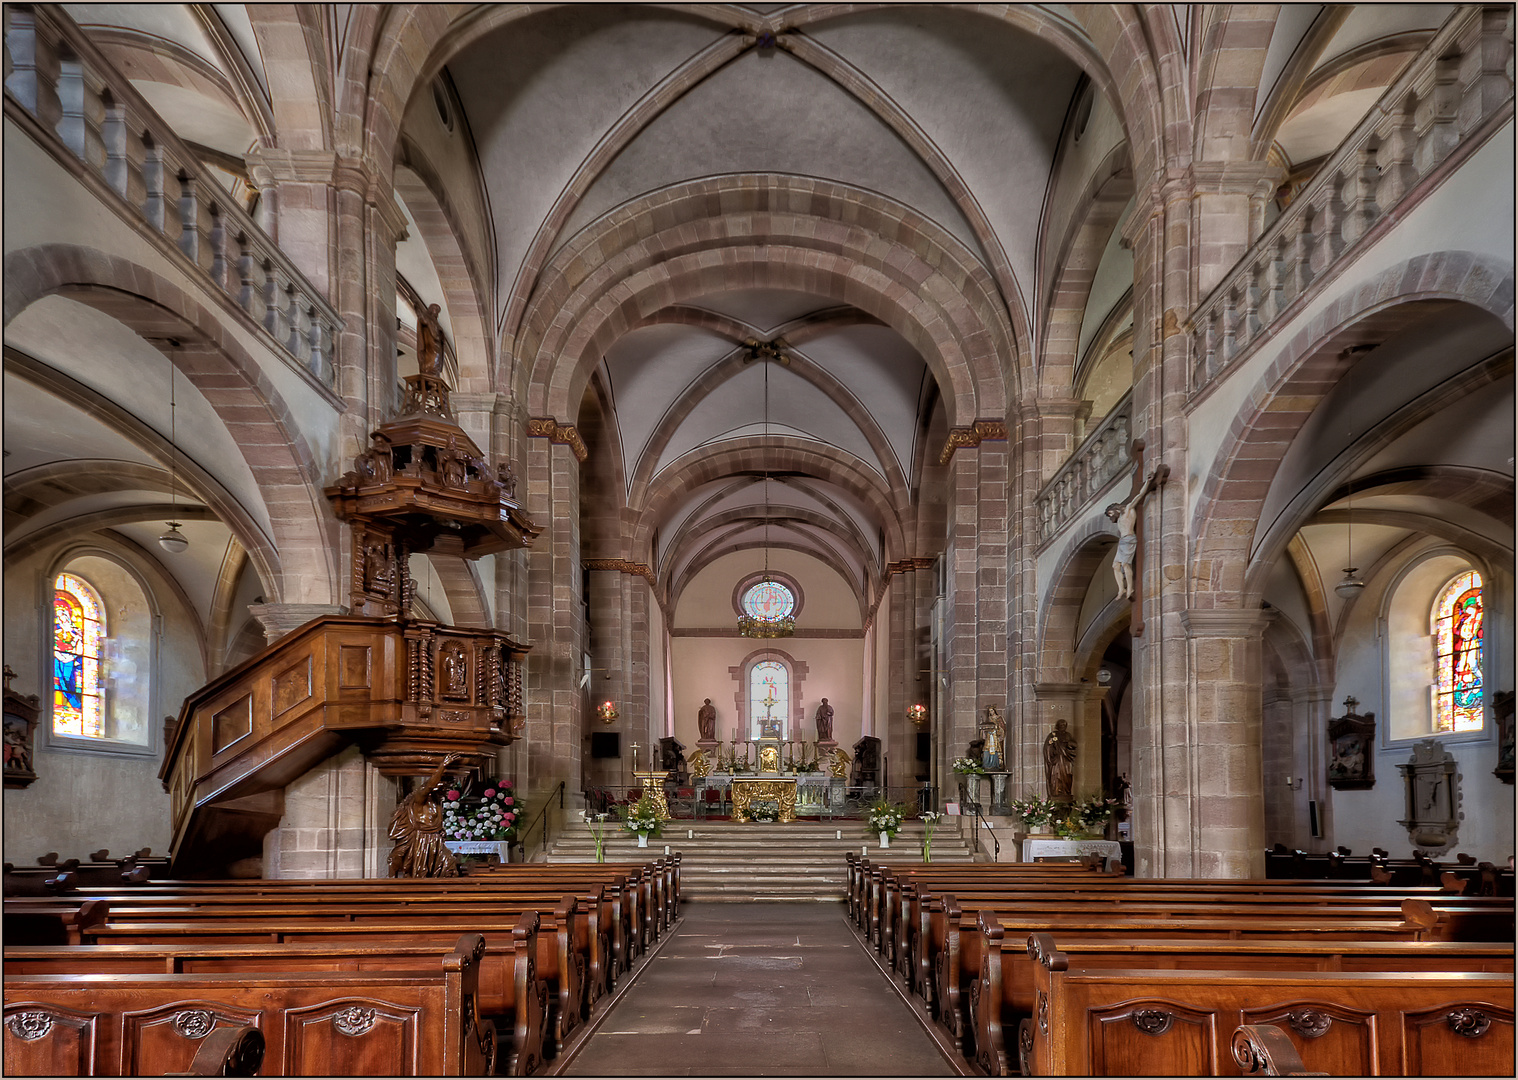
[54,572,105,738]
[741,580,795,623]
[1432,569,1483,732]
[749,660,789,739]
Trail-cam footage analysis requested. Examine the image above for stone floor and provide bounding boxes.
[560,902,956,1076]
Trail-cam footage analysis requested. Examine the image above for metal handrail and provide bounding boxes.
[969,801,1000,862]
[513,781,565,863]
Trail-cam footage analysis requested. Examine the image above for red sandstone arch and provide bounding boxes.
[1189,251,1516,609]
[1192,6,1279,162]
[519,176,1013,428]
[1035,520,1126,685]
[3,244,341,606]
[246,5,334,151]
[635,436,906,566]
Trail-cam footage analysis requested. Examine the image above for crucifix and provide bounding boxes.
[1104,439,1169,637]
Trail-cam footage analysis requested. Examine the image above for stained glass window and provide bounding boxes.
[749,660,788,739]
[741,580,795,622]
[1432,570,1483,733]
[54,572,105,738]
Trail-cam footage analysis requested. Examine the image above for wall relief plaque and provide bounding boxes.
[1398,739,1461,850]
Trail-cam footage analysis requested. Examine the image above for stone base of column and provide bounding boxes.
[248,603,348,644]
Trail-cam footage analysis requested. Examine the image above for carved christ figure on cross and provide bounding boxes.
[1105,455,1170,602]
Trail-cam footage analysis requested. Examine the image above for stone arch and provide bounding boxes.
[1038,141,1134,396]
[394,143,496,393]
[1192,6,1279,162]
[4,244,341,606]
[1068,6,1182,180]
[1190,251,1516,608]
[1036,520,1125,685]
[246,5,333,151]
[636,436,906,566]
[520,176,1014,429]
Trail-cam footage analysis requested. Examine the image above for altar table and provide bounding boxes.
[729,776,799,822]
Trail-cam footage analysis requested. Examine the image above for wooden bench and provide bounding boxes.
[74,896,589,1053]
[6,914,549,1076]
[971,925,1516,1076]
[1024,945,1514,1076]
[3,933,497,1076]
[3,899,110,945]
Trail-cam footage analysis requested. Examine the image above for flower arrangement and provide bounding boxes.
[951,757,985,775]
[441,778,518,842]
[866,799,907,838]
[1008,793,1061,831]
[749,800,780,822]
[919,810,944,863]
[1073,792,1121,833]
[619,793,662,837]
[585,812,610,862]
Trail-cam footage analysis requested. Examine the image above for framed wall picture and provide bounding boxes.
[1326,696,1374,790]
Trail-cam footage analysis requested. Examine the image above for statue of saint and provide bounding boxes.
[1043,718,1076,800]
[979,705,1005,770]
[416,303,445,379]
[440,644,468,699]
[814,698,834,742]
[697,698,716,741]
[388,753,462,878]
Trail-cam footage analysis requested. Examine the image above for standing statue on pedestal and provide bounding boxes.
[1043,718,1076,801]
[697,698,716,741]
[388,753,462,878]
[980,705,1007,811]
[416,303,445,378]
[814,698,834,743]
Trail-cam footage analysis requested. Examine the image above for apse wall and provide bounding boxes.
[668,549,866,757]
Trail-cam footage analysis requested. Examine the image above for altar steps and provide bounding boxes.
[543,820,978,902]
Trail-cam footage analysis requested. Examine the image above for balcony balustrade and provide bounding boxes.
[1035,391,1132,545]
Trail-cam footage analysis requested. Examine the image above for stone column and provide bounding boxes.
[525,435,586,810]
[247,602,347,644]
[1189,162,1284,297]
[1177,609,1273,878]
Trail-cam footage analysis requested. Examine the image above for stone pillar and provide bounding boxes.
[1177,609,1273,878]
[261,744,396,879]
[526,435,586,810]
[1190,162,1284,297]
[247,602,346,644]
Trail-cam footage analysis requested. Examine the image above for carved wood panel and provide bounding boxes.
[1242,1002,1374,1075]
[1089,1002,1215,1076]
[3,1005,96,1076]
[211,694,253,756]
[121,1001,262,1076]
[282,1000,419,1075]
[271,655,314,717]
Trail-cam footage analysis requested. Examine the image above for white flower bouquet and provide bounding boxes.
[951,757,985,775]
[866,800,906,837]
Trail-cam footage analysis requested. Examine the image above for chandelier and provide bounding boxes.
[738,340,794,639]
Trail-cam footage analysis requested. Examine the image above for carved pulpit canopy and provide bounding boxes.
[1326,696,1375,790]
[326,374,541,619]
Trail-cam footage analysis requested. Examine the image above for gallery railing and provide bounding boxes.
[3,4,342,390]
[1189,5,1514,396]
[1035,390,1133,544]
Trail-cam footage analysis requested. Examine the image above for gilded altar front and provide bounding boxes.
[730,777,798,823]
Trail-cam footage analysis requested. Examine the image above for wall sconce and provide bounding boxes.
[596,701,619,723]
[907,703,928,726]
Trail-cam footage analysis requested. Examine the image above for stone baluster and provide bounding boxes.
[1457,8,1513,135]
[142,140,184,246]
[1283,210,1313,303]
[1414,55,1463,173]
[262,264,289,343]
[178,173,214,272]
[1197,314,1217,387]
[1337,145,1380,247]
[1258,234,1287,326]
[1307,186,1341,278]
[55,54,106,169]
[1242,261,1264,344]
[236,233,260,317]
[207,203,232,293]
[285,288,307,361]
[100,96,144,204]
[308,314,333,386]
[4,6,63,127]
[1218,288,1238,366]
[1375,93,1419,208]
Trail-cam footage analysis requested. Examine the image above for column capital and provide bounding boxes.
[1032,681,1084,702]
[245,147,338,187]
[1179,608,1275,638]
[1188,160,1286,197]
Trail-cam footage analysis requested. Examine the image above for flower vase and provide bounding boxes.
[922,839,932,864]
[594,837,605,863]
[637,831,649,848]
[878,831,890,849]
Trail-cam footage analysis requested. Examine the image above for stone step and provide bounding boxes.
[542,820,975,901]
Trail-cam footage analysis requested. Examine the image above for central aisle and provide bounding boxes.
[561,902,956,1076]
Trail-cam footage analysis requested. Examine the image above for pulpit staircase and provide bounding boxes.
[543,820,978,901]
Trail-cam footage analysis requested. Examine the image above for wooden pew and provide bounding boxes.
[6,914,550,1076]
[3,933,497,1076]
[3,899,109,945]
[1024,944,1514,1076]
[970,924,1516,1076]
[75,896,589,1052]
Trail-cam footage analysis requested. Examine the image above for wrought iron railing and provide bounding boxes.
[1189,5,1513,395]
[514,780,565,863]
[3,4,342,389]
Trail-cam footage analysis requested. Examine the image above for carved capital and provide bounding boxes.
[527,417,589,462]
[584,559,656,586]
